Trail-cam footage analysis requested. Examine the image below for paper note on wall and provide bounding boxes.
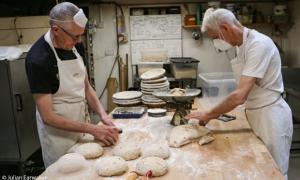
[130,15,182,40]
[130,14,182,64]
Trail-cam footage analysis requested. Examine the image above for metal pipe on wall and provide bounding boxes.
[119,54,128,91]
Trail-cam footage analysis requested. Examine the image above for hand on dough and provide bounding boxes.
[185,111,212,126]
[91,124,119,146]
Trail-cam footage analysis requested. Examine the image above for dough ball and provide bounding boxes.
[95,156,128,177]
[79,133,95,142]
[67,143,81,154]
[198,135,215,145]
[168,124,210,148]
[79,133,107,147]
[75,142,104,159]
[55,153,87,174]
[113,142,141,160]
[136,157,168,177]
[142,144,170,159]
[168,88,186,96]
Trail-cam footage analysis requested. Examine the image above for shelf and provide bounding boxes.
[244,23,273,26]
[243,23,291,27]
[136,61,170,65]
[183,23,282,28]
[182,25,201,29]
[182,23,290,28]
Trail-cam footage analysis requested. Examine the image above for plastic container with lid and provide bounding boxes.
[199,72,236,97]
[198,72,237,106]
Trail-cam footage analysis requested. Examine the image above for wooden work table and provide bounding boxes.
[37,98,283,180]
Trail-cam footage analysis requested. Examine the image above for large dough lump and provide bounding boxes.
[168,124,210,147]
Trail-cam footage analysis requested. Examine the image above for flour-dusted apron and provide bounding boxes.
[231,29,293,178]
[36,30,90,167]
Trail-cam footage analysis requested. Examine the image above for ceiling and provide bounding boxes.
[0,0,55,17]
[99,0,287,5]
[0,0,287,17]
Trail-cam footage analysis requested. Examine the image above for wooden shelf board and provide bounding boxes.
[182,25,201,29]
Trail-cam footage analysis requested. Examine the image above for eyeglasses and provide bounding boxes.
[58,26,82,42]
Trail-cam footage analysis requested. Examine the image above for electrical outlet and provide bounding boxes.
[105,48,114,56]
[98,21,104,28]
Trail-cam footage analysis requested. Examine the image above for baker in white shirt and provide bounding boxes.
[185,8,293,179]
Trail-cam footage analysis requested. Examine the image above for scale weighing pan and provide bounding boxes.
[152,89,201,103]
[152,89,200,126]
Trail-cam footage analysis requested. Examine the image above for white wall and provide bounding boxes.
[90,4,119,109]
[0,16,49,45]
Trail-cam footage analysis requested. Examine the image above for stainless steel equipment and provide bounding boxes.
[153,88,236,126]
[169,57,200,88]
[153,89,200,126]
[0,55,40,173]
[153,89,201,103]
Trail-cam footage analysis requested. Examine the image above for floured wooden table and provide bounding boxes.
[37,98,283,180]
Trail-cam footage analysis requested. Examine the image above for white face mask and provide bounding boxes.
[213,39,233,51]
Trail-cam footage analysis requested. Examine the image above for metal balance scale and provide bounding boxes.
[153,89,201,126]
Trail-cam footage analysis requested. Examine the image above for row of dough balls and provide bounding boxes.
[95,156,168,177]
[99,142,170,177]
[59,124,213,177]
[68,142,170,160]
[113,142,170,160]
[53,154,168,177]
[56,142,170,177]
[101,142,170,177]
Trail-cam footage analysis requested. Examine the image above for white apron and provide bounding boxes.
[231,30,293,178]
[36,30,89,168]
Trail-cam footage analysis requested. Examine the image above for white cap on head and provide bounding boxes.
[49,8,88,28]
[201,8,216,32]
[201,8,239,33]
[73,9,88,28]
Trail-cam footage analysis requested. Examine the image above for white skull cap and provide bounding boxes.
[201,8,216,32]
[73,9,87,28]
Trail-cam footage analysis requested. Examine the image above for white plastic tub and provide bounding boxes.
[198,72,237,97]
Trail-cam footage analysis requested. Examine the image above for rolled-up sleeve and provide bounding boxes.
[242,42,273,79]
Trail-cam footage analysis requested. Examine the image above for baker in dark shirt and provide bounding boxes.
[25,2,118,167]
